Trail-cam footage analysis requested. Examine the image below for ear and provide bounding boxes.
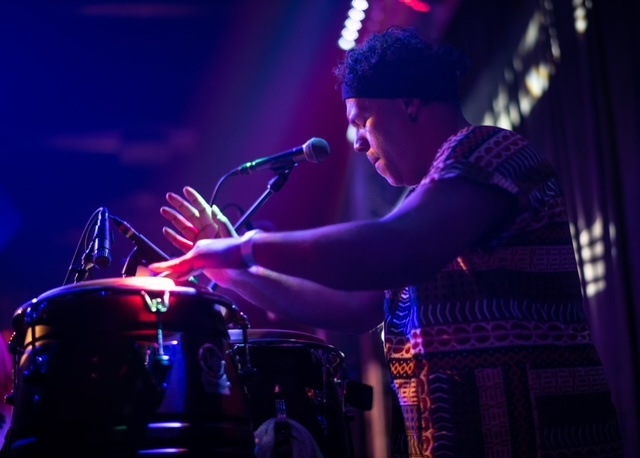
[402,98,421,122]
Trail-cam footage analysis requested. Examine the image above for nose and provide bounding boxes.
[353,133,369,154]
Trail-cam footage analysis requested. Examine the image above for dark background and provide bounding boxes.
[1,1,638,456]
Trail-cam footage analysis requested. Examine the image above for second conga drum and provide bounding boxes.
[5,277,255,457]
[229,328,353,458]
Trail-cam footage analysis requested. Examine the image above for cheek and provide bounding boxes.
[371,120,398,148]
[368,127,387,149]
[380,146,406,179]
[371,132,393,160]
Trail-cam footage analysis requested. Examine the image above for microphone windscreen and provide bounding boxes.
[303,138,330,163]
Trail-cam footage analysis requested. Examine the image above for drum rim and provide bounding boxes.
[12,277,236,327]
[228,328,327,345]
[228,328,345,368]
[41,277,193,297]
[26,277,235,303]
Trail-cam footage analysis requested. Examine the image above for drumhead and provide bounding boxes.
[12,277,236,331]
[35,277,202,302]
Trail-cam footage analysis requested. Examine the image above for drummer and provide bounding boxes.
[149,26,624,458]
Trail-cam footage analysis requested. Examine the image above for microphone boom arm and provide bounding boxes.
[207,167,293,291]
[233,166,293,232]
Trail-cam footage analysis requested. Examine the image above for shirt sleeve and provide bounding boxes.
[421,126,567,239]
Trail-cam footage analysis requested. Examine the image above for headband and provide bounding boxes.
[341,64,458,101]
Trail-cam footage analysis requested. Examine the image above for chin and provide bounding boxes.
[384,176,403,187]
[375,163,405,187]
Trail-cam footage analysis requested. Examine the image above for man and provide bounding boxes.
[150,26,623,457]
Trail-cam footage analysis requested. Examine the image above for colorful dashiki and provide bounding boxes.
[384,126,623,457]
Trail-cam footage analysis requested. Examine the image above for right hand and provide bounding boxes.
[149,236,246,281]
[160,185,237,254]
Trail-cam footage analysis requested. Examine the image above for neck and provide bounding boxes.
[419,103,470,153]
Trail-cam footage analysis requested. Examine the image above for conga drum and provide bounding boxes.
[4,277,255,457]
[229,329,353,458]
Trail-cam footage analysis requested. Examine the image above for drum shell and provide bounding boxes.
[6,279,255,457]
[230,329,352,458]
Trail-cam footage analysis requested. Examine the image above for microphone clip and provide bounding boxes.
[63,206,112,285]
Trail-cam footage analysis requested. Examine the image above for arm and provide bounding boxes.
[261,177,517,289]
[212,267,383,334]
[150,177,517,291]
[156,186,384,334]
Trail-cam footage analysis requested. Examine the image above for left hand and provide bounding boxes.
[160,186,237,254]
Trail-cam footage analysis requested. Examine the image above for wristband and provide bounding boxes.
[239,229,262,268]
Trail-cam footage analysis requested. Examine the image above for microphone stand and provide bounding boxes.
[63,208,101,285]
[73,251,95,283]
[207,167,293,292]
[122,247,142,277]
[233,166,293,232]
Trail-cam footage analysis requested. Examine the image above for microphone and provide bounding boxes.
[110,215,170,264]
[231,137,330,175]
[92,207,112,269]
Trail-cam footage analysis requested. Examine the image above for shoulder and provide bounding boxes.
[438,125,529,162]
[427,126,539,181]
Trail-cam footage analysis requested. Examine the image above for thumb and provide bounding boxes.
[211,204,237,238]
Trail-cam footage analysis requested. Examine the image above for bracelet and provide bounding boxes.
[239,229,262,268]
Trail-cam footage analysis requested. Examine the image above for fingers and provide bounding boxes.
[162,185,237,244]
[161,206,198,241]
[174,187,219,233]
[162,226,194,253]
[183,187,236,236]
[166,191,210,229]
[164,187,219,239]
[183,186,211,218]
[148,255,200,281]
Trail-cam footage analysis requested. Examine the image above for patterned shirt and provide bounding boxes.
[384,126,622,457]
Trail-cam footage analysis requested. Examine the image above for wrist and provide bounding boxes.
[239,229,262,268]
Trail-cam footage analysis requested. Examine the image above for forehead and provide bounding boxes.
[345,98,385,121]
[345,98,367,119]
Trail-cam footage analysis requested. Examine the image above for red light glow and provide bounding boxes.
[399,0,431,13]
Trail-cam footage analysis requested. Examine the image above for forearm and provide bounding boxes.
[212,267,384,334]
[244,178,518,290]
[245,219,425,290]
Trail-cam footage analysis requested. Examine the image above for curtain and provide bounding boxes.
[500,0,640,454]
